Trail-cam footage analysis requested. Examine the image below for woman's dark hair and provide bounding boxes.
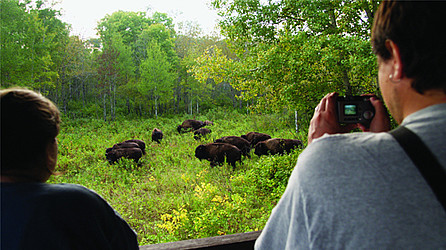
[371,1,446,94]
[1,88,60,174]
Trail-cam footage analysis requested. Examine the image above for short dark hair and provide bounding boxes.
[371,1,446,94]
[1,88,60,174]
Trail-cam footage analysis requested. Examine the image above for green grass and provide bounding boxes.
[49,110,307,245]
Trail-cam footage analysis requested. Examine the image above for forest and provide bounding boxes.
[1,0,382,245]
[1,0,380,120]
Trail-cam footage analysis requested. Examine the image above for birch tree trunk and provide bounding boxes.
[103,92,107,122]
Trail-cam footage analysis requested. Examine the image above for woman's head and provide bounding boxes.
[1,87,61,182]
[371,1,446,94]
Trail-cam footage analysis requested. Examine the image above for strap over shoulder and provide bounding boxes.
[389,126,446,211]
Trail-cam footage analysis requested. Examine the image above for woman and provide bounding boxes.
[1,87,138,250]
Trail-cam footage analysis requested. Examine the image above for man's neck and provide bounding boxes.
[400,88,446,122]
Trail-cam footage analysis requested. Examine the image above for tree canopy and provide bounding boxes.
[199,0,381,115]
[1,0,382,120]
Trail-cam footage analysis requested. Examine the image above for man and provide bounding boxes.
[255,1,446,249]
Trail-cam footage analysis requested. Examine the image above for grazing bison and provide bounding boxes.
[241,132,272,147]
[152,128,163,143]
[195,143,242,170]
[106,141,140,154]
[214,136,251,157]
[106,147,143,164]
[123,139,146,155]
[105,139,146,164]
[177,119,206,133]
[254,138,303,156]
[194,128,212,140]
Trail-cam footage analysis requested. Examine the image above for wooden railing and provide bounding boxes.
[139,231,261,250]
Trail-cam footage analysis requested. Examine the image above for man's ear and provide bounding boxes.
[385,40,404,81]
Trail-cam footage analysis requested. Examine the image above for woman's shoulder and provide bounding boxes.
[2,182,112,215]
[41,183,105,202]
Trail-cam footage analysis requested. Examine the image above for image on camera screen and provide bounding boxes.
[344,104,357,115]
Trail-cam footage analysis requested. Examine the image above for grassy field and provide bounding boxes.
[49,109,307,245]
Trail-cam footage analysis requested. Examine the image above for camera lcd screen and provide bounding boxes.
[344,104,357,115]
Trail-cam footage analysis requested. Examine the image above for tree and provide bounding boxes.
[52,35,95,114]
[134,23,178,76]
[97,43,120,121]
[138,40,175,118]
[210,0,380,115]
[1,0,69,89]
[96,10,180,116]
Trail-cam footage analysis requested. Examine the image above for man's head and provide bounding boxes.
[1,88,61,182]
[371,1,446,94]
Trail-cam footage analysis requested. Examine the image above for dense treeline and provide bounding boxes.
[1,0,241,120]
[1,0,381,122]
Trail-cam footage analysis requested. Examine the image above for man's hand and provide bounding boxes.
[358,96,391,132]
[307,92,356,145]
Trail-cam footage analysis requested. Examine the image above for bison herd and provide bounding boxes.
[197,132,303,170]
[105,119,303,169]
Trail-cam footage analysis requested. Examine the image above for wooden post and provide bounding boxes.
[295,110,299,133]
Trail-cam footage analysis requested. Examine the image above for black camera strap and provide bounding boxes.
[389,126,446,211]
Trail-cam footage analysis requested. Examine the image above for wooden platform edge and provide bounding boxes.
[139,230,262,250]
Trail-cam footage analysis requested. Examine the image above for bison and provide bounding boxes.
[105,139,146,164]
[106,141,140,154]
[241,132,272,147]
[214,136,251,157]
[152,128,163,143]
[194,128,212,140]
[254,138,303,157]
[195,143,242,170]
[177,119,206,133]
[123,139,146,155]
[106,147,143,164]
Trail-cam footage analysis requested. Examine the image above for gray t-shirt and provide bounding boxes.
[255,103,446,249]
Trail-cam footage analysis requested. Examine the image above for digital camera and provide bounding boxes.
[336,96,375,127]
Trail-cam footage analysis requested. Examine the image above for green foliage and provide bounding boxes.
[50,114,303,245]
[139,39,175,112]
[2,0,383,120]
[1,0,69,88]
[207,0,381,115]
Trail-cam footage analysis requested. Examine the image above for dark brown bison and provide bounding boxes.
[195,143,242,170]
[106,148,143,164]
[241,132,272,147]
[214,136,251,157]
[194,128,212,140]
[123,139,146,154]
[106,141,140,154]
[152,128,163,143]
[177,119,206,133]
[254,138,303,156]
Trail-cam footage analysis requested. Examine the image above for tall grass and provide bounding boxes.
[50,110,307,245]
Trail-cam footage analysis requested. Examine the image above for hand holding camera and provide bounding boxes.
[337,95,391,132]
[336,96,375,127]
[308,92,390,144]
